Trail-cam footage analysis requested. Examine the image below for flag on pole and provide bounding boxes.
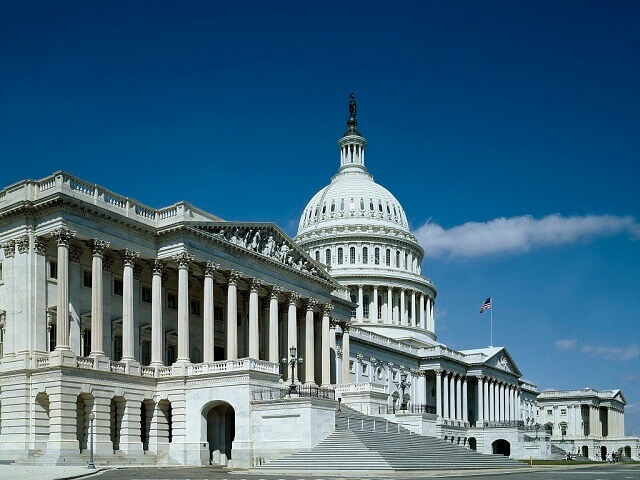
[480,296,492,313]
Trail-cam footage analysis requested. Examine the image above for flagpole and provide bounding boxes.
[490,296,493,347]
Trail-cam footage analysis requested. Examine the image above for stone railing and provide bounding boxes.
[350,327,419,354]
[334,382,387,394]
[440,419,471,428]
[0,171,220,227]
[30,353,280,379]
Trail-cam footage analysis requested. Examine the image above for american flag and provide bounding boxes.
[480,297,492,313]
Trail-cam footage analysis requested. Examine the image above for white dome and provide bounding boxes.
[297,169,410,236]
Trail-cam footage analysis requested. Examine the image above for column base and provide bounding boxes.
[171,360,191,376]
[89,353,111,371]
[49,348,78,367]
[121,358,140,375]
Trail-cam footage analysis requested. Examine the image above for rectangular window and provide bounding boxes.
[349,360,355,373]
[48,260,58,280]
[190,299,201,316]
[141,285,152,303]
[315,251,320,262]
[0,261,3,282]
[362,363,368,375]
[141,340,151,366]
[547,409,552,415]
[560,409,567,415]
[82,329,91,357]
[83,269,92,288]
[113,278,123,296]
[113,335,123,361]
[49,323,57,352]
[167,344,177,364]
[214,306,224,322]
[167,293,178,310]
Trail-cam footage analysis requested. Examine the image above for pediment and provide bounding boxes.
[485,348,522,377]
[189,222,339,287]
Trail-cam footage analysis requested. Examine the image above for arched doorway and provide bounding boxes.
[600,446,607,461]
[34,392,50,448]
[623,445,631,458]
[203,401,235,466]
[110,396,125,451]
[468,437,477,451]
[140,400,154,451]
[76,393,94,452]
[581,445,589,458]
[492,439,510,456]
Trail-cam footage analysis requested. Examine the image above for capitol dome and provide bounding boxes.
[297,168,410,236]
[295,95,438,346]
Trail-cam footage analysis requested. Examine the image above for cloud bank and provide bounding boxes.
[554,338,640,362]
[414,214,640,258]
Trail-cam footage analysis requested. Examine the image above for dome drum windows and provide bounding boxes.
[337,248,344,265]
[385,249,391,266]
[374,248,380,265]
[349,247,356,264]
[362,246,368,264]
[325,249,331,266]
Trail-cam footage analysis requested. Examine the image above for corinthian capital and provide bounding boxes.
[322,303,334,315]
[121,249,140,267]
[52,227,76,246]
[16,235,30,254]
[227,270,241,285]
[0,240,15,258]
[287,292,301,305]
[306,299,318,311]
[270,285,283,299]
[341,322,351,333]
[87,239,110,257]
[203,261,220,278]
[149,259,165,275]
[33,236,49,255]
[250,278,262,292]
[172,251,194,269]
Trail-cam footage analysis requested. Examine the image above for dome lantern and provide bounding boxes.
[338,93,367,172]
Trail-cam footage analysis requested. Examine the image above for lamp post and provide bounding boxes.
[88,412,95,469]
[282,346,303,394]
[395,370,411,412]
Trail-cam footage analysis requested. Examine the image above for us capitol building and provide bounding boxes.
[0,97,637,468]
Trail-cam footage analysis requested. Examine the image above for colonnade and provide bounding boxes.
[351,284,434,330]
[50,227,350,386]
[433,370,521,425]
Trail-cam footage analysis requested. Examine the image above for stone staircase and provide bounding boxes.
[17,448,159,466]
[257,406,525,471]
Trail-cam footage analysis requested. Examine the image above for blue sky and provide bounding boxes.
[2,1,639,432]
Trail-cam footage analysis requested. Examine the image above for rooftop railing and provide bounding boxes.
[252,385,336,401]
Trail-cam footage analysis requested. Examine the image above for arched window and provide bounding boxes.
[350,247,356,264]
[362,247,368,264]
[393,206,397,216]
[322,203,326,214]
[314,207,318,217]
[396,250,401,267]
[386,204,391,214]
[315,251,320,262]
[369,200,374,211]
[374,248,380,265]
[340,199,345,211]
[386,249,391,266]
[405,253,408,269]
[330,202,335,213]
[325,249,331,265]
[360,199,365,211]
[337,248,344,265]
[378,202,383,212]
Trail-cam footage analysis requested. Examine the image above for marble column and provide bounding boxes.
[53,227,75,350]
[88,239,109,356]
[321,305,332,386]
[435,370,443,418]
[418,372,427,405]
[202,262,218,363]
[449,373,456,420]
[400,289,406,325]
[357,285,363,321]
[419,294,425,329]
[456,375,462,420]
[387,287,393,324]
[341,323,350,385]
[373,286,378,322]
[174,252,193,364]
[121,249,140,362]
[516,389,521,422]
[304,300,316,384]
[462,377,468,422]
[287,293,300,380]
[268,286,281,364]
[477,376,484,424]
[411,291,416,326]
[489,379,495,421]
[226,271,240,360]
[442,372,450,418]
[150,260,164,366]
[248,278,261,359]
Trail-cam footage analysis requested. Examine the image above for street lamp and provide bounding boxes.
[88,412,95,469]
[282,346,303,394]
[395,370,411,412]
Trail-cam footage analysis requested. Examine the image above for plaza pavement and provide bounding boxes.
[1,464,640,480]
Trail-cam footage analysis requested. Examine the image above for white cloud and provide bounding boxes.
[580,344,640,362]
[555,339,577,351]
[413,214,640,258]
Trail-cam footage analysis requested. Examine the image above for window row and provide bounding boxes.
[313,246,420,272]
[302,197,407,227]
